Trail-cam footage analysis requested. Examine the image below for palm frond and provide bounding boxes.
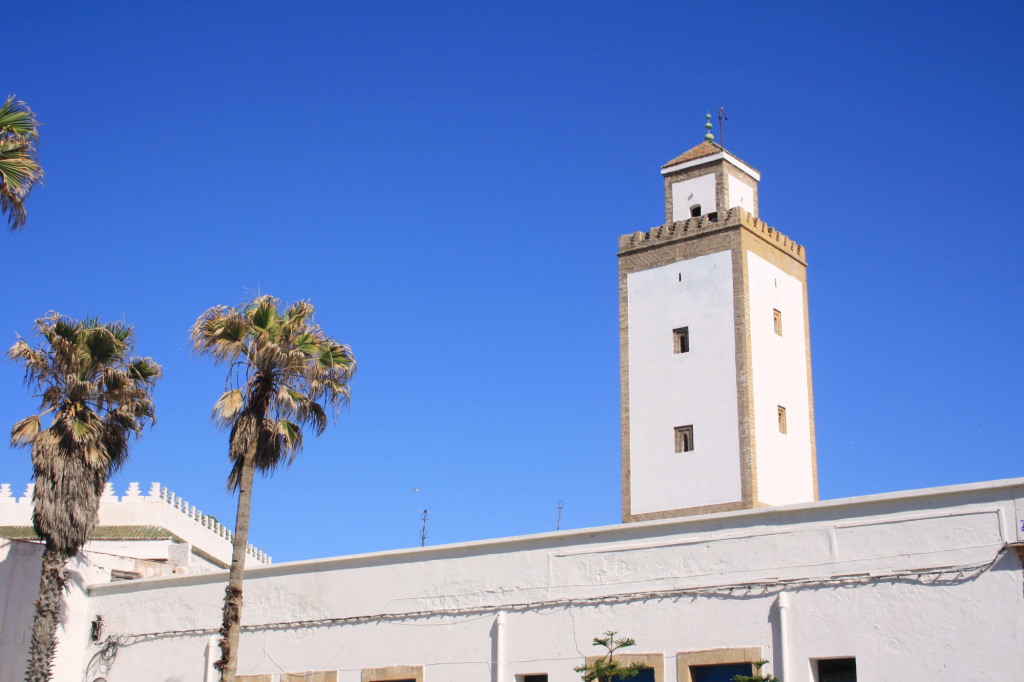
[11,415,41,447]
[0,96,40,140]
[247,296,279,334]
[81,326,121,366]
[190,306,249,363]
[275,419,303,457]
[317,342,354,370]
[296,399,327,436]
[0,138,43,194]
[213,390,244,427]
[127,357,162,382]
[0,96,42,231]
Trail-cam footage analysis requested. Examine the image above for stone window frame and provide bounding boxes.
[673,326,690,354]
[281,673,338,682]
[674,425,694,453]
[361,665,424,682]
[676,647,762,682]
[777,405,787,434]
[773,308,783,336]
[585,653,665,682]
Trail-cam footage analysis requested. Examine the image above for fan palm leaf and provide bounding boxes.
[0,96,43,231]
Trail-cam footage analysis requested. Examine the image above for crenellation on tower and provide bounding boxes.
[618,207,806,263]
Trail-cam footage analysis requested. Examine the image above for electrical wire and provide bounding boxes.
[101,545,1009,648]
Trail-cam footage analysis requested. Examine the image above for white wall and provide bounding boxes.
[670,173,716,222]
[746,252,815,505]
[0,482,267,568]
[627,251,741,515]
[72,480,1024,682]
[727,174,755,217]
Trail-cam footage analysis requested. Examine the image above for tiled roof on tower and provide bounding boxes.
[661,140,724,168]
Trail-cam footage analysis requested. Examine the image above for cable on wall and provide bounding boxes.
[96,544,1010,650]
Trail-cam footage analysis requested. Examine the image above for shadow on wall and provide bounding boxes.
[0,539,44,682]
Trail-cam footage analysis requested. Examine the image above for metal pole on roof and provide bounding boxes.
[718,108,728,147]
[420,509,429,547]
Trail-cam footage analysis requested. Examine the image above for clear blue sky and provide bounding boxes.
[2,1,1021,563]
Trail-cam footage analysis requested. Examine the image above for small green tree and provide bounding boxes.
[731,660,780,682]
[574,632,649,682]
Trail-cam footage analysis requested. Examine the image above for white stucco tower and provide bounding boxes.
[619,118,817,522]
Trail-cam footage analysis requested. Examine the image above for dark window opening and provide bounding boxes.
[689,204,701,218]
[673,327,689,354]
[522,676,549,682]
[692,663,752,682]
[675,425,694,453]
[817,658,857,682]
[707,211,718,222]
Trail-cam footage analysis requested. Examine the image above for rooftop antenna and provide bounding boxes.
[420,509,430,547]
[718,108,728,147]
[556,500,564,531]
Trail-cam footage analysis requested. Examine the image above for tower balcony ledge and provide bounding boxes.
[618,206,806,264]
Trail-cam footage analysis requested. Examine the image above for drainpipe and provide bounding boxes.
[776,592,790,681]
[204,635,219,682]
[494,611,506,682]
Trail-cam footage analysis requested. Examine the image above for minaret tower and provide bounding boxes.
[619,115,817,522]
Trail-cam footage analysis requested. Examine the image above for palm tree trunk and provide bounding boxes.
[25,544,68,682]
[216,453,257,682]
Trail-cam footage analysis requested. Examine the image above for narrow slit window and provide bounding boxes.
[689,204,701,218]
[778,406,787,434]
[675,425,694,453]
[773,308,783,336]
[673,326,689,354]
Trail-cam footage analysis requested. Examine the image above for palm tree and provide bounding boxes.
[190,295,355,682]
[0,96,44,230]
[7,313,161,682]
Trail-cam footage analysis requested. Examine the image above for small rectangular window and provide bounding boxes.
[673,327,689,354]
[817,658,856,682]
[778,406,787,434]
[520,676,549,682]
[773,308,783,336]
[674,425,694,453]
[692,664,752,682]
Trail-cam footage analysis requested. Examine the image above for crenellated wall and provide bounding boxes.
[0,482,271,566]
[618,206,806,263]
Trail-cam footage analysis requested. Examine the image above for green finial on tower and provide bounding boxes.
[704,112,714,141]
